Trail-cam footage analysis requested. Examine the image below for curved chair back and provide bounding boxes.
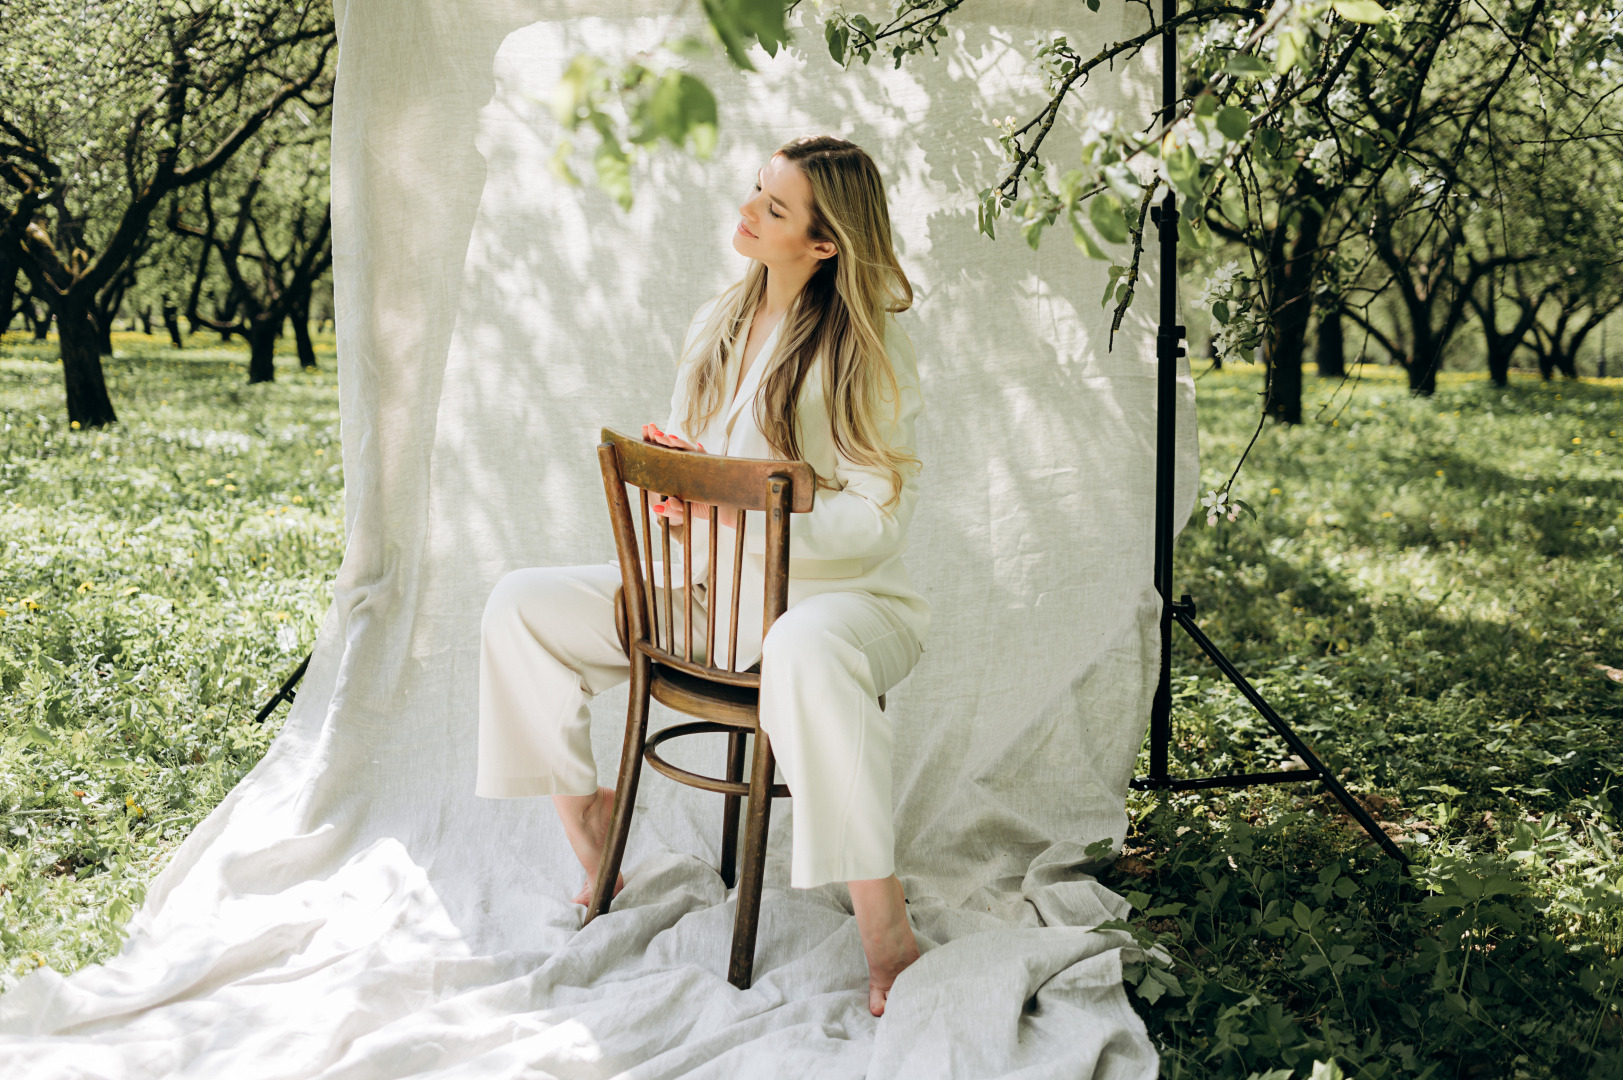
[596,427,816,682]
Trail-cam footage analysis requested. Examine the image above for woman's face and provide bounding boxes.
[732,154,837,270]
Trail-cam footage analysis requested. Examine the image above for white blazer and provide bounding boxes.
[657,294,930,667]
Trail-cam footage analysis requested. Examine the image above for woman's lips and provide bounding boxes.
[737,221,756,238]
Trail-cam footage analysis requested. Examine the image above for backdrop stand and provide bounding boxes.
[1127,0,1410,869]
[253,1,1409,867]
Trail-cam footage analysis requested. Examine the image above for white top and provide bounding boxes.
[661,295,930,663]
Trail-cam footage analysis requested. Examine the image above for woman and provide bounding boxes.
[477,135,928,1017]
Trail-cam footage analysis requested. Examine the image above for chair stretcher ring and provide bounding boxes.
[643,720,791,798]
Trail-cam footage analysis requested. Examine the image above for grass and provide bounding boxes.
[1108,362,1623,1078]
[0,330,341,985]
[0,338,1619,1077]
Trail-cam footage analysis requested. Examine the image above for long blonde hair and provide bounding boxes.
[678,135,917,504]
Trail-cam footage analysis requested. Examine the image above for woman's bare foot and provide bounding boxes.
[849,874,920,1017]
[553,787,626,906]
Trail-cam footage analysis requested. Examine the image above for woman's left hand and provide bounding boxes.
[643,422,737,527]
[642,423,704,454]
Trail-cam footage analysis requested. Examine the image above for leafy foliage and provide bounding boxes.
[0,330,340,984]
[1099,364,1623,1077]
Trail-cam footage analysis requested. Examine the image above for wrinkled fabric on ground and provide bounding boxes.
[0,1,1197,1076]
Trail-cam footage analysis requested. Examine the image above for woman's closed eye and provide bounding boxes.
[753,183,781,218]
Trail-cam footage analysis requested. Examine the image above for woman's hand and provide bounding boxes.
[644,422,702,527]
[642,422,703,454]
[642,423,739,529]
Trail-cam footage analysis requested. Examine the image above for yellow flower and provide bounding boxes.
[292,495,304,504]
[223,484,237,491]
[121,586,140,596]
[1269,487,1282,495]
[70,420,80,429]
[77,581,94,592]
[0,609,9,618]
[1436,470,1444,477]
[1572,437,1582,445]
[205,478,222,486]
[1381,511,1394,518]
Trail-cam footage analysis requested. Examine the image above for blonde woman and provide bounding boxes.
[478,135,928,1016]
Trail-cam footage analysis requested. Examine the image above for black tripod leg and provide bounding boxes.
[1174,611,1410,867]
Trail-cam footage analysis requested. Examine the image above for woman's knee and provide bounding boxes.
[481,566,596,636]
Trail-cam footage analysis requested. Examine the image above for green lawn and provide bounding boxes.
[0,331,341,985]
[1114,363,1623,1078]
[0,338,1619,1077]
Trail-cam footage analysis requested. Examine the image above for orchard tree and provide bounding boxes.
[545,0,1622,421]
[0,0,333,427]
[169,104,333,382]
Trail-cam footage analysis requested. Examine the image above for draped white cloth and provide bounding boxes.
[0,2,1197,1075]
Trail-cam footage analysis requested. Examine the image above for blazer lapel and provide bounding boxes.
[724,307,786,437]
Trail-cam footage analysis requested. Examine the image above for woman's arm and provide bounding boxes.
[747,318,924,565]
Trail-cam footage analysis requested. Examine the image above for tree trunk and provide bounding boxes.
[246,317,278,383]
[291,291,317,369]
[162,299,184,348]
[1485,332,1520,386]
[1407,335,1442,396]
[31,304,50,341]
[1264,336,1304,424]
[1261,193,1324,425]
[95,309,113,355]
[57,303,118,427]
[1316,308,1345,378]
[138,305,154,335]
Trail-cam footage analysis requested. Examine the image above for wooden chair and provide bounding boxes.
[587,426,852,990]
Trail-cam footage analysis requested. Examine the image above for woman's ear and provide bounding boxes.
[811,239,837,262]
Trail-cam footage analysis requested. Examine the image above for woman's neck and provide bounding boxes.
[761,264,812,318]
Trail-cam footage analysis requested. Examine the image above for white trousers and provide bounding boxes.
[476,563,922,888]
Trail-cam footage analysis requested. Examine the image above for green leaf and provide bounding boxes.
[646,72,718,157]
[1309,1060,1348,1080]
[1211,300,1230,325]
[1276,29,1307,73]
[1178,215,1210,251]
[550,54,601,127]
[702,0,792,71]
[1125,890,1153,911]
[1021,217,1047,250]
[1070,216,1110,260]
[593,142,633,211]
[1164,144,1202,202]
[1192,92,1217,117]
[825,19,848,63]
[1216,105,1250,141]
[1225,53,1271,77]
[1332,0,1388,23]
[1088,193,1130,245]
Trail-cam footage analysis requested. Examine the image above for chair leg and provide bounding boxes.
[719,731,747,888]
[727,727,776,989]
[586,654,651,924]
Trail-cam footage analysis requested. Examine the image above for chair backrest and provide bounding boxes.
[597,427,816,684]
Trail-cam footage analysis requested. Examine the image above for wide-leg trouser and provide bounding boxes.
[476,563,922,888]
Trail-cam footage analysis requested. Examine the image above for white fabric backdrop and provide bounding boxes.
[0,2,1198,1075]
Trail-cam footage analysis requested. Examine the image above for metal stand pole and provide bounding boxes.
[1127,0,1410,868]
[252,652,311,725]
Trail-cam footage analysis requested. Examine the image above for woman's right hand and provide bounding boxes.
[643,423,704,526]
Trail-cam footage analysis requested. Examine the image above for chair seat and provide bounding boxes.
[649,662,759,728]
